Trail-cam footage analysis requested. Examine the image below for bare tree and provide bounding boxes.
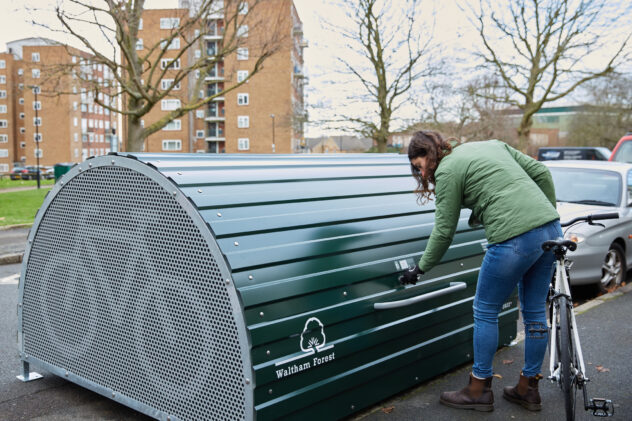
[567,74,632,148]
[325,0,436,152]
[33,0,285,151]
[468,0,631,151]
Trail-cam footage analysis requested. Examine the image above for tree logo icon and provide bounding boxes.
[300,317,326,354]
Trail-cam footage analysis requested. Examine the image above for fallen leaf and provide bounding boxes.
[621,281,627,287]
[573,302,579,307]
[595,365,610,373]
[381,406,395,414]
[493,373,503,379]
[502,359,514,365]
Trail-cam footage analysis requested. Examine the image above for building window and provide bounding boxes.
[163,119,181,131]
[34,117,42,126]
[196,110,204,118]
[33,101,41,110]
[160,58,181,70]
[162,139,182,151]
[0,120,7,128]
[237,25,249,37]
[73,101,77,110]
[0,90,6,98]
[17,68,23,75]
[237,115,249,128]
[0,75,5,84]
[161,38,181,50]
[237,70,249,82]
[34,133,42,142]
[161,99,181,110]
[237,93,249,105]
[20,127,25,134]
[135,39,143,50]
[74,133,78,142]
[20,142,25,148]
[19,98,24,105]
[34,149,43,158]
[239,1,248,14]
[161,79,181,90]
[0,60,5,69]
[0,163,8,172]
[32,69,40,78]
[32,86,40,94]
[238,138,250,150]
[237,48,249,60]
[195,49,201,59]
[160,18,180,29]
[0,134,7,143]
[0,149,8,158]
[0,105,6,113]
[138,18,143,30]
[32,52,40,62]
[74,148,79,158]
[196,130,205,138]
[19,113,24,119]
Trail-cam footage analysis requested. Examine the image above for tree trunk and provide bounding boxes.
[517,114,533,153]
[127,115,145,152]
[375,133,388,152]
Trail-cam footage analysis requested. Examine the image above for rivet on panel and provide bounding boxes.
[234,241,239,246]
[172,191,177,196]
[343,291,348,297]
[268,389,273,395]
[266,350,270,356]
[466,353,471,358]
[177,172,182,175]
[248,275,253,280]
[415,376,419,381]
[198,189,202,193]
[111,159,115,165]
[18,303,22,307]
[217,212,222,217]
[351,405,355,410]
[460,262,464,267]
[89,162,92,168]
[65,371,69,377]
[225,279,230,285]
[78,166,82,172]
[259,312,264,318]
[245,378,251,385]
[112,392,116,398]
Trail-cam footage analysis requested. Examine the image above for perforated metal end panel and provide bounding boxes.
[20,163,249,421]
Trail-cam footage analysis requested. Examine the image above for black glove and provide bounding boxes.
[398,265,424,285]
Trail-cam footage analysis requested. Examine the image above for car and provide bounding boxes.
[9,167,27,180]
[544,160,632,291]
[609,132,632,163]
[537,146,611,161]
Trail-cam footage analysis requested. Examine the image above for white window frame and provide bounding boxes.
[138,18,143,30]
[34,133,42,142]
[160,58,181,70]
[237,25,249,37]
[0,149,8,158]
[238,138,250,150]
[18,98,24,105]
[161,38,181,50]
[31,52,40,62]
[196,130,205,138]
[0,60,5,69]
[239,1,248,14]
[237,115,249,128]
[20,127,25,134]
[33,101,41,110]
[160,18,180,29]
[0,105,6,114]
[162,139,182,151]
[0,163,8,172]
[34,148,43,158]
[196,110,204,118]
[19,113,24,119]
[0,120,8,128]
[0,134,7,143]
[20,142,26,148]
[237,48,249,60]
[135,39,143,50]
[237,70,249,83]
[32,86,40,94]
[163,119,182,131]
[0,90,6,98]
[0,75,5,84]
[17,68,23,75]
[161,99,181,111]
[237,93,249,105]
[32,69,40,79]
[161,79,181,90]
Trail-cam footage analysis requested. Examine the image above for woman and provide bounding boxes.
[398,131,562,412]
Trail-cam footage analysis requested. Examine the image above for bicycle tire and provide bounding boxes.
[558,297,577,421]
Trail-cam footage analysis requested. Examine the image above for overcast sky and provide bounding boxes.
[1,0,629,138]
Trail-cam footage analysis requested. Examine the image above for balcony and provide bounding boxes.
[205,68,225,82]
[205,107,225,122]
[206,127,224,141]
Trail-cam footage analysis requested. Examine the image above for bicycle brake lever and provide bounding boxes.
[589,222,605,228]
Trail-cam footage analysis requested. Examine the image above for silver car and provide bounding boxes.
[544,160,632,291]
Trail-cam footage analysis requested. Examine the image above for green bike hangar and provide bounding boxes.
[17,152,518,421]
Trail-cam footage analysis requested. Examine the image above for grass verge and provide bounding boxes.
[0,188,49,226]
[0,178,55,190]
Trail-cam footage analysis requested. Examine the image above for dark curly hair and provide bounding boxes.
[408,130,454,204]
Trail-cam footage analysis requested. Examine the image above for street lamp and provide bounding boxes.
[270,114,275,153]
[30,86,41,189]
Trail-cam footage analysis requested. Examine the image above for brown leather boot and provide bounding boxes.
[439,373,494,412]
[503,372,543,411]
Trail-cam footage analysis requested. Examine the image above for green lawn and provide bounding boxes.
[0,178,55,190]
[0,188,50,226]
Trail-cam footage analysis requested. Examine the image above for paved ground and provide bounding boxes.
[0,227,29,256]
[1,263,630,420]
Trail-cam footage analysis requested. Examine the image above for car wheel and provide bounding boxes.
[599,243,626,293]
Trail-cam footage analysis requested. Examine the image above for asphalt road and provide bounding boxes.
[0,227,29,256]
[1,266,630,420]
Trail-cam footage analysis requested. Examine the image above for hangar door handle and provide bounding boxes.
[374,282,467,310]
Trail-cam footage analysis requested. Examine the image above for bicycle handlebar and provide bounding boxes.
[560,212,619,227]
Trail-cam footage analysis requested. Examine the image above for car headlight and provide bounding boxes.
[564,232,585,244]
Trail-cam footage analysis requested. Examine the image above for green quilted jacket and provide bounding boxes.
[418,139,559,273]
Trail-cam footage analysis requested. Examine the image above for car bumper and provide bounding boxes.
[565,243,603,286]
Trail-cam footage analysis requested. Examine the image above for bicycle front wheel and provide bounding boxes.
[558,297,577,421]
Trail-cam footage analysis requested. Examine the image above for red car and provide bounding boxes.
[609,132,632,163]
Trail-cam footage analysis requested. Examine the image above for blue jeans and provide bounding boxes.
[472,219,562,378]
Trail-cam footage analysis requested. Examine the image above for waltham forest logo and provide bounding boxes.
[274,317,335,379]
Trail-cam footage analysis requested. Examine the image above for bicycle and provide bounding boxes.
[542,213,618,421]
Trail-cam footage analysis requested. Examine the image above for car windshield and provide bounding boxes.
[613,141,632,163]
[549,167,621,207]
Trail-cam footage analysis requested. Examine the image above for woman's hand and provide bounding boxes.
[398,265,424,285]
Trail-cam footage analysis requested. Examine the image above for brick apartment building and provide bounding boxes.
[127,0,307,154]
[0,37,116,172]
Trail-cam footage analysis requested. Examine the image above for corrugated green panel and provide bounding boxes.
[118,152,515,421]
